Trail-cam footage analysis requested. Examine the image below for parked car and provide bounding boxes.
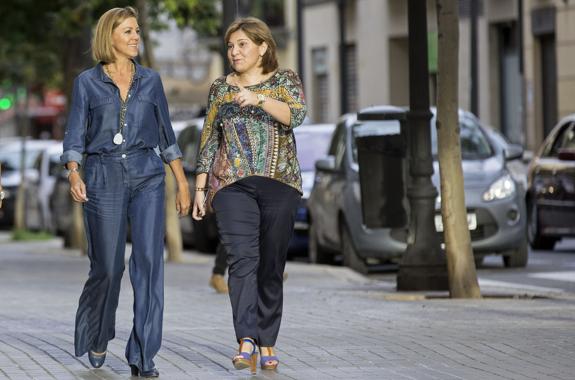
[289,123,336,252]
[526,114,575,250]
[0,139,60,229]
[308,106,528,273]
[176,118,219,252]
[31,143,63,232]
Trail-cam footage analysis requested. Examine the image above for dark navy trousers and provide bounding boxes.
[212,176,301,346]
[74,149,165,372]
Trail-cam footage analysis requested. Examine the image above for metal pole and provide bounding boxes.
[297,0,305,83]
[470,0,479,116]
[221,0,237,75]
[397,0,448,291]
[338,0,348,115]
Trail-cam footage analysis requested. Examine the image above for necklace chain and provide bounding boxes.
[104,62,135,144]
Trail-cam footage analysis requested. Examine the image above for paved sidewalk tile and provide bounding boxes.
[0,238,574,379]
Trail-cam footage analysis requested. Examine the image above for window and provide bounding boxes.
[430,115,493,160]
[312,47,329,123]
[328,121,346,170]
[548,122,575,156]
[345,44,358,113]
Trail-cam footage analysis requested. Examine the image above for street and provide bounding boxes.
[0,233,574,380]
[369,239,575,295]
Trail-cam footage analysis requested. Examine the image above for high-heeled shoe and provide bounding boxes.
[129,365,160,378]
[232,337,258,374]
[88,350,106,368]
[259,346,279,370]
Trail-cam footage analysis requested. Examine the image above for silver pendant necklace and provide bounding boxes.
[105,63,134,145]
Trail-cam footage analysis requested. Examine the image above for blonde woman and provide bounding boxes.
[62,7,189,377]
[193,17,306,373]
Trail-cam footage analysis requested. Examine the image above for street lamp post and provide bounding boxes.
[397,0,449,291]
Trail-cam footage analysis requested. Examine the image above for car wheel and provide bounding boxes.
[503,240,528,268]
[341,223,368,275]
[527,201,556,250]
[308,222,333,264]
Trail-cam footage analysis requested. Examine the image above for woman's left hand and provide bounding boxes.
[176,185,191,217]
[233,85,258,107]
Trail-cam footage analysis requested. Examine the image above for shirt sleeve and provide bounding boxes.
[279,69,307,130]
[61,76,88,166]
[154,73,183,163]
[196,81,222,174]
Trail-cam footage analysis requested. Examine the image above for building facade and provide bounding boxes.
[301,0,575,150]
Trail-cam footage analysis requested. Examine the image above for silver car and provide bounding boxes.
[308,106,528,273]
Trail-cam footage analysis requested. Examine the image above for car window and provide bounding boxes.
[0,149,43,171]
[328,122,345,156]
[351,120,402,163]
[431,116,493,160]
[294,130,334,171]
[49,154,62,176]
[178,125,201,170]
[548,122,575,156]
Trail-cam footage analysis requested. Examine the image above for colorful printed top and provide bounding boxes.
[196,69,307,205]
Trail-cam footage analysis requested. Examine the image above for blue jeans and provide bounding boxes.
[74,149,165,372]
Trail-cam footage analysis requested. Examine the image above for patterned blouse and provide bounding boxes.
[196,68,307,205]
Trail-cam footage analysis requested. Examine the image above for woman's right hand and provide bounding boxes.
[192,191,206,220]
[69,172,88,203]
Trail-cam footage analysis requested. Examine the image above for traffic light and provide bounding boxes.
[0,96,13,110]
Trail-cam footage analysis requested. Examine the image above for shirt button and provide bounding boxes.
[124,123,128,127]
[121,154,126,158]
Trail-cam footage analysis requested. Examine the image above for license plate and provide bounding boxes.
[434,213,477,232]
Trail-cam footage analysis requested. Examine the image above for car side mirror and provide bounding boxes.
[558,148,575,161]
[504,144,523,161]
[315,156,337,172]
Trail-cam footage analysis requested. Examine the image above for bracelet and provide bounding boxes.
[67,167,79,178]
[195,187,208,192]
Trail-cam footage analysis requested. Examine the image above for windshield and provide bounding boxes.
[350,116,493,163]
[351,120,402,163]
[431,116,493,159]
[295,129,334,171]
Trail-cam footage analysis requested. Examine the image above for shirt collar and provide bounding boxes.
[94,59,148,82]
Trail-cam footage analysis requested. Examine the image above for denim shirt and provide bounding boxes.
[61,61,182,166]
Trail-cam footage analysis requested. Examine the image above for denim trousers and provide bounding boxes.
[74,149,165,372]
[212,176,301,346]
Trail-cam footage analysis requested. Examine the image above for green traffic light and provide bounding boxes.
[0,97,12,110]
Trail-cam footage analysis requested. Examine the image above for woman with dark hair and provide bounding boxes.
[62,6,190,377]
[192,17,306,373]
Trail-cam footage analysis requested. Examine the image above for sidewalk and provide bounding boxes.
[0,236,574,380]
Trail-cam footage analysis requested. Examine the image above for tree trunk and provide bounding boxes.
[436,0,481,298]
[136,0,156,69]
[14,86,29,232]
[164,165,184,262]
[61,23,91,251]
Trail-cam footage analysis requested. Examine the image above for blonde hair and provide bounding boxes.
[225,17,278,74]
[92,7,139,63]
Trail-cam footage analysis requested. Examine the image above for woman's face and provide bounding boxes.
[227,30,267,74]
[111,17,140,61]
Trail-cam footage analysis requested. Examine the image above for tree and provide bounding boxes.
[435,0,481,298]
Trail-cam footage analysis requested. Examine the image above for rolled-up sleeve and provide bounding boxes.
[280,69,307,130]
[154,73,183,163]
[196,82,221,174]
[61,76,88,166]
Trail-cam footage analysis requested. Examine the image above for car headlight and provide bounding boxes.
[482,174,516,202]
